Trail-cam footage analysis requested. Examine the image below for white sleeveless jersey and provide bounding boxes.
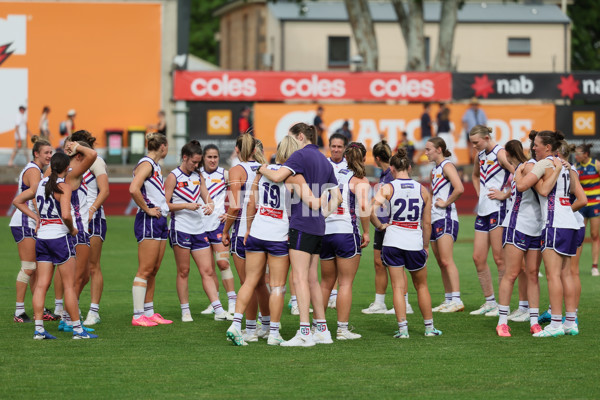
[249,165,289,241]
[10,162,42,228]
[477,145,510,216]
[135,156,169,216]
[200,166,227,232]
[232,161,260,239]
[570,165,585,227]
[169,168,204,234]
[328,157,348,178]
[83,157,106,219]
[325,168,358,235]
[540,157,579,229]
[71,180,89,234]
[383,179,425,251]
[36,177,69,239]
[502,161,543,236]
[430,159,458,222]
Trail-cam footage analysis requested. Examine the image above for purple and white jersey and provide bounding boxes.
[135,156,169,216]
[36,177,69,239]
[232,161,260,239]
[377,167,394,225]
[249,164,289,242]
[328,157,348,178]
[477,145,510,216]
[570,165,585,228]
[540,156,579,230]
[430,159,457,223]
[10,161,42,229]
[200,166,227,232]
[83,157,107,219]
[70,179,89,237]
[502,160,543,236]
[325,168,358,235]
[169,167,204,235]
[383,179,424,251]
[283,144,337,236]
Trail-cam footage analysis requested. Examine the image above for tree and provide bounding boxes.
[344,0,379,71]
[189,0,228,65]
[569,0,600,70]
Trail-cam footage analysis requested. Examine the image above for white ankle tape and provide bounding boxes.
[221,267,234,280]
[133,277,147,284]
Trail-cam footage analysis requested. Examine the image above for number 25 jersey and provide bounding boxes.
[382,179,424,251]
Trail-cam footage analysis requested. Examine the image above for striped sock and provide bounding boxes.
[300,322,311,336]
[270,321,280,335]
[261,315,270,329]
[246,319,257,333]
[518,301,529,312]
[211,301,224,314]
[89,303,99,314]
[451,292,462,304]
[232,313,243,331]
[35,320,44,333]
[180,303,190,314]
[397,320,408,331]
[15,302,25,317]
[424,319,434,329]
[564,312,577,328]
[144,302,154,317]
[445,293,452,303]
[72,320,83,334]
[551,314,562,329]
[498,305,510,325]
[54,298,63,311]
[529,308,539,326]
[337,321,348,331]
[330,289,338,299]
[291,295,298,307]
[485,294,496,306]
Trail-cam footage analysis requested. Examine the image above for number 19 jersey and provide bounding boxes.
[383,179,424,251]
[249,164,289,242]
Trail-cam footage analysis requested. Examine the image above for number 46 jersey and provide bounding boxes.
[383,178,424,251]
[249,164,289,242]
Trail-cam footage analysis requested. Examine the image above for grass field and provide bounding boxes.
[1,215,599,399]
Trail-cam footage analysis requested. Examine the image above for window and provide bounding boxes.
[328,36,350,67]
[508,38,531,56]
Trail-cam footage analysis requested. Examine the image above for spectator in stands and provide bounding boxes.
[421,102,433,145]
[238,106,253,136]
[8,105,31,167]
[313,105,326,149]
[334,120,353,142]
[148,110,167,136]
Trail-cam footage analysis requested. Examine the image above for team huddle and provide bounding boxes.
[9,122,594,344]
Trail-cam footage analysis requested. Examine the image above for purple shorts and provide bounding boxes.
[503,228,541,251]
[73,230,90,247]
[36,236,76,265]
[576,226,586,248]
[246,235,288,257]
[134,213,168,242]
[381,246,428,272]
[206,222,225,245]
[541,227,577,256]
[169,230,210,251]
[320,233,361,260]
[475,211,505,233]
[430,219,459,242]
[88,211,107,241]
[231,236,246,259]
[11,226,36,243]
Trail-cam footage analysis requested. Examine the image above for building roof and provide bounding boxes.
[267,1,570,24]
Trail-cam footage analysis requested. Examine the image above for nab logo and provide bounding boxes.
[573,111,595,136]
[207,110,231,135]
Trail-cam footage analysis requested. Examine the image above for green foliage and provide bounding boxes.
[189,0,229,65]
[1,215,599,398]
[569,0,600,70]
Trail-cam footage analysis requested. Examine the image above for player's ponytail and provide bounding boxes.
[390,148,410,172]
[275,136,300,164]
[345,142,366,179]
[428,137,452,158]
[45,153,70,199]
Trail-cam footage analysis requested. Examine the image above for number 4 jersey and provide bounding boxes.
[383,178,424,251]
[249,164,289,242]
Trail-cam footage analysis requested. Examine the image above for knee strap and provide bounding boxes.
[22,261,36,271]
[270,286,286,295]
[220,267,234,280]
[17,269,30,284]
[215,251,230,262]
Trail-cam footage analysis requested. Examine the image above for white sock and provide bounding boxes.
[424,319,434,329]
[227,291,237,304]
[498,305,510,325]
[54,299,63,312]
[550,314,562,329]
[529,308,539,326]
[451,292,462,304]
[270,321,280,335]
[232,313,243,330]
[291,295,297,307]
[397,320,408,331]
[89,303,99,315]
[72,320,84,334]
[246,320,257,333]
[132,277,147,318]
[404,293,409,305]
[261,315,270,329]
[35,319,44,333]
[15,302,25,317]
[375,293,386,304]
[337,321,348,331]
[564,312,577,328]
[330,289,338,298]
[211,300,224,314]
[518,301,529,311]
[485,294,497,307]
[316,319,328,332]
[444,293,452,303]
[181,303,190,315]
[144,302,154,317]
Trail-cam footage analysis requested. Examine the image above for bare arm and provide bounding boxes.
[497,148,515,174]
[222,165,244,245]
[421,186,432,253]
[259,164,292,183]
[472,154,480,197]
[13,187,38,222]
[285,174,322,211]
[435,163,464,208]
[370,184,392,230]
[352,177,371,248]
[245,175,261,239]
[58,183,77,236]
[535,158,563,197]
[569,168,588,212]
[65,141,98,179]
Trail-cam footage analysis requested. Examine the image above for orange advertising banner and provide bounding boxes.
[254,103,555,165]
[0,3,162,149]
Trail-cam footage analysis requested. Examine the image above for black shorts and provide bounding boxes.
[373,229,386,251]
[288,228,322,255]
